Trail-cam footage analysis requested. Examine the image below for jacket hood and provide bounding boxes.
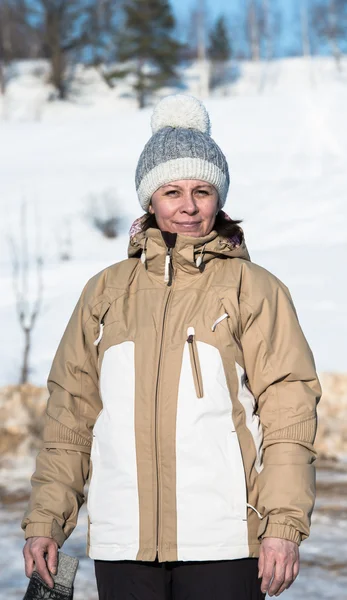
[127,214,250,281]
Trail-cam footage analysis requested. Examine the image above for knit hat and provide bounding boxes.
[135,95,230,211]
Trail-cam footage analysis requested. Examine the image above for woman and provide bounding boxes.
[22,95,321,600]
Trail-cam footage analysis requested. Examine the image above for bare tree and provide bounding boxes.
[8,202,44,384]
[196,0,207,63]
[0,1,18,95]
[196,0,209,97]
[25,1,90,99]
[258,0,272,93]
[247,0,260,61]
[328,0,342,69]
[85,189,122,239]
[262,0,272,61]
[85,0,120,67]
[56,217,73,261]
[181,7,200,62]
[301,0,312,57]
[313,0,347,71]
[0,2,11,94]
[0,1,39,94]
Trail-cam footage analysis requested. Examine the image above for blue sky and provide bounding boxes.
[171,0,300,57]
[172,0,293,20]
[173,0,228,19]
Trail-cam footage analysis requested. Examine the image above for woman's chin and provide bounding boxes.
[174,224,205,237]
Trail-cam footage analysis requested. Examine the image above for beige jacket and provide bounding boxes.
[22,226,321,562]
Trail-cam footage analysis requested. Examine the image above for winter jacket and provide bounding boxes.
[22,225,321,563]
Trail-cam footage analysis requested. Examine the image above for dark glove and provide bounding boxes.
[23,551,79,600]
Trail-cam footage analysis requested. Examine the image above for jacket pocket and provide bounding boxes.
[187,327,204,398]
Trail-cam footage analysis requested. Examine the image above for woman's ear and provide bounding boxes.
[149,203,154,215]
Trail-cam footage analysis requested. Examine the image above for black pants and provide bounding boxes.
[94,557,265,600]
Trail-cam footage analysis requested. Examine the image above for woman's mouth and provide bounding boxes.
[174,222,201,228]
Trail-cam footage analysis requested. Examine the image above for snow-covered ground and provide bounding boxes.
[0,56,346,596]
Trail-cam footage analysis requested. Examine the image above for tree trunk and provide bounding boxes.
[51,47,66,99]
[197,0,206,62]
[262,0,272,61]
[136,58,146,109]
[20,327,31,385]
[198,58,210,98]
[0,61,6,95]
[196,0,209,97]
[138,88,145,109]
[328,0,342,72]
[249,0,260,61]
[301,0,311,57]
[0,1,12,96]
[329,37,342,71]
[46,9,67,99]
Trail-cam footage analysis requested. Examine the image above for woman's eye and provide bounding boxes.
[196,190,209,195]
[166,190,178,196]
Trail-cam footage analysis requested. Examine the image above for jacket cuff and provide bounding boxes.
[258,518,302,545]
[24,520,66,548]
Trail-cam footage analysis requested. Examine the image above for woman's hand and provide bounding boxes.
[258,537,300,596]
[23,536,58,589]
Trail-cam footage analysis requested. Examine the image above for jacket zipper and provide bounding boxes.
[187,327,204,398]
[155,247,174,560]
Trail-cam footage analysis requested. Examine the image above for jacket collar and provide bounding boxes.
[128,224,250,283]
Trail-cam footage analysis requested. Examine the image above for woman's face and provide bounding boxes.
[149,180,219,237]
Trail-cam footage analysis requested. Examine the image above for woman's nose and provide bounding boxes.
[180,193,198,213]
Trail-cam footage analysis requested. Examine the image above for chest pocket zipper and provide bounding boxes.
[187,327,204,398]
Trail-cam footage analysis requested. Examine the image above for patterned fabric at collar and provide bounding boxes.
[128,211,241,249]
[127,214,250,281]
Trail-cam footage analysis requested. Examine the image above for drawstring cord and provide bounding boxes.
[164,248,171,283]
[211,313,229,332]
[141,239,207,280]
[93,322,104,346]
[140,237,148,267]
[195,243,207,271]
[246,504,263,519]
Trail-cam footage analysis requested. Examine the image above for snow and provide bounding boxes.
[0,55,346,596]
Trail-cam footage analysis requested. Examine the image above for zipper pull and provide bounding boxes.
[187,326,195,343]
[186,326,204,398]
[94,322,104,346]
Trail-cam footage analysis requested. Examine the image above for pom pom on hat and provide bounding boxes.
[151,94,211,136]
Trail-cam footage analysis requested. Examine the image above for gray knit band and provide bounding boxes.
[53,552,79,587]
[135,95,230,210]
